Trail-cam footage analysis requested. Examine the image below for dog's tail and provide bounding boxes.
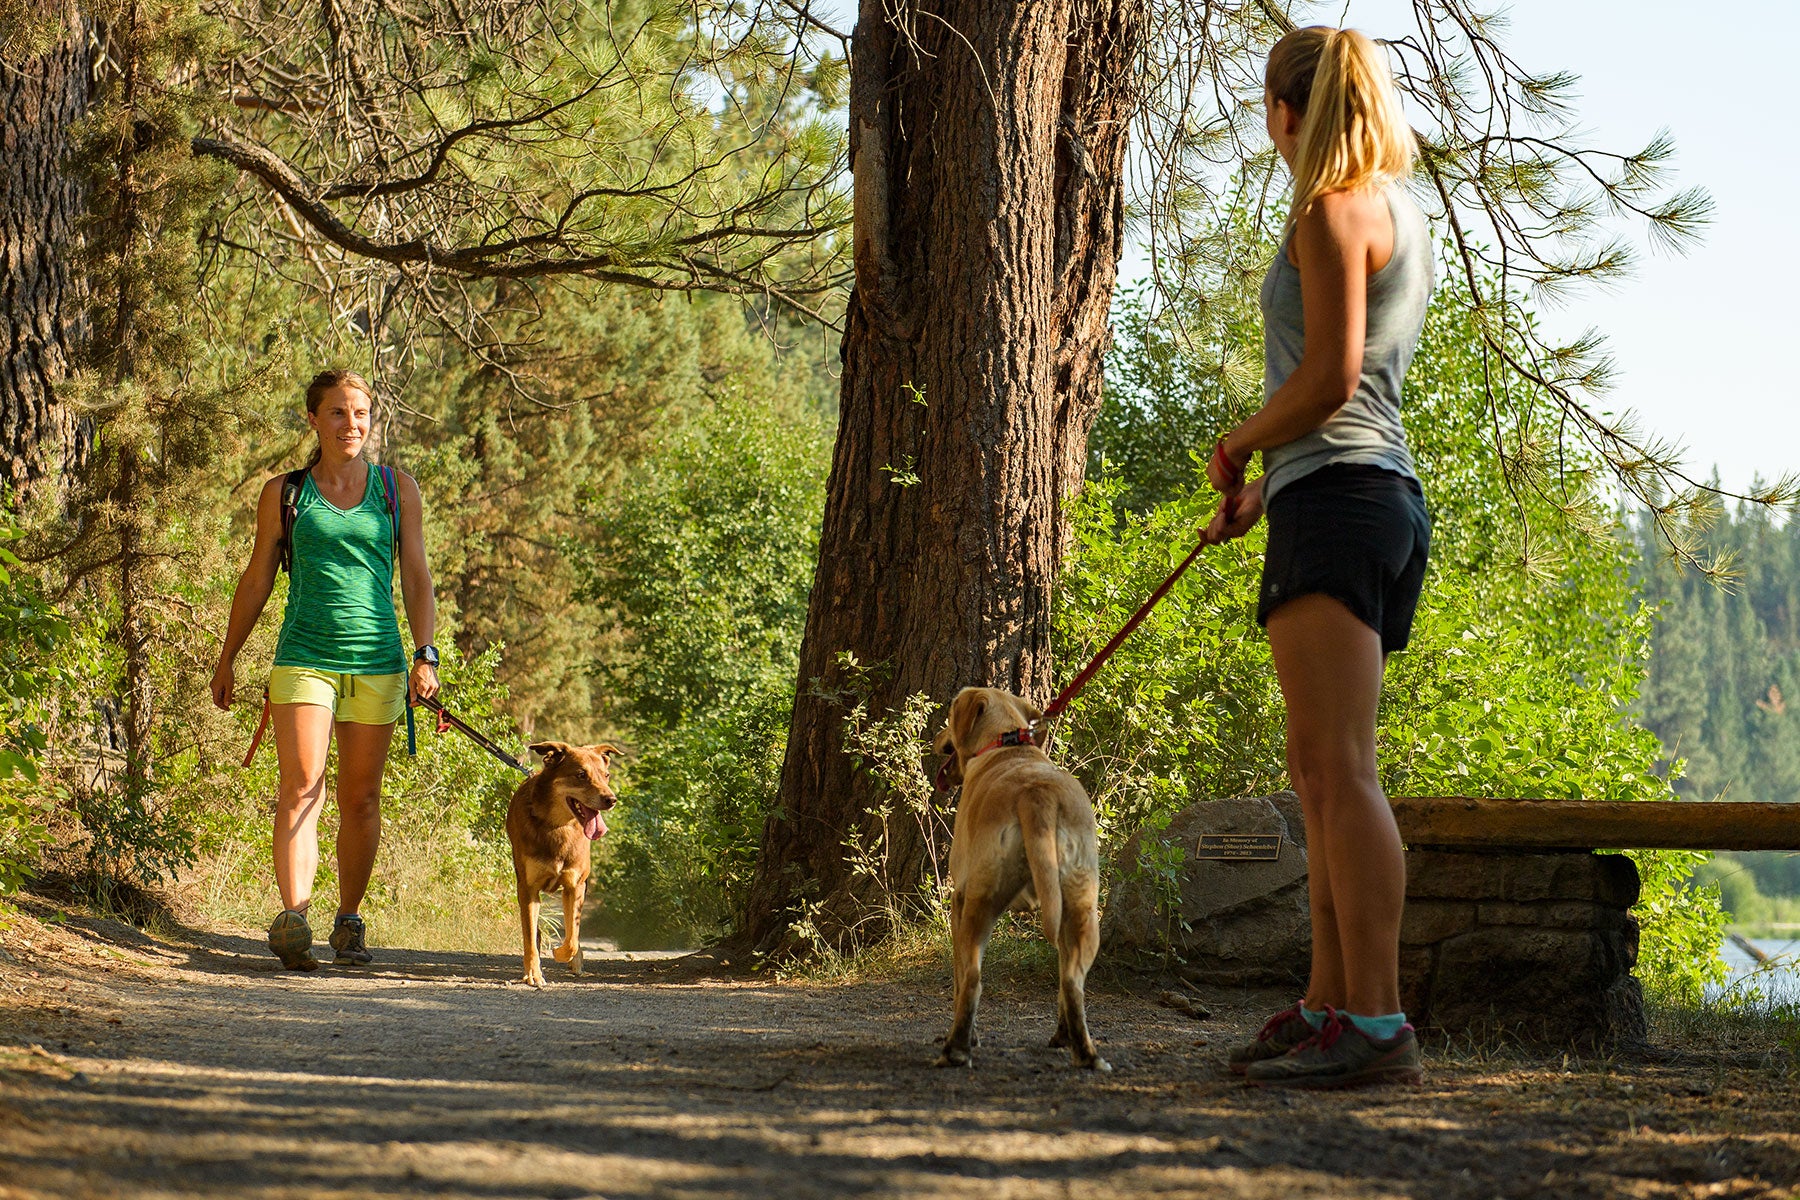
[1018,790,1064,949]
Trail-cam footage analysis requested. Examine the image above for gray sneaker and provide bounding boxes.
[1226,1004,1315,1076]
[1245,1010,1423,1090]
[328,914,373,965]
[267,909,319,971]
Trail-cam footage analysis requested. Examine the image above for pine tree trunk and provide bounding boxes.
[0,12,93,493]
[741,0,1139,953]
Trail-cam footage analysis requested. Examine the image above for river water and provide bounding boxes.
[1712,937,1800,1007]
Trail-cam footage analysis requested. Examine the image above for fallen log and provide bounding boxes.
[1389,797,1800,851]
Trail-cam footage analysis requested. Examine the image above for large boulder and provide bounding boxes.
[1103,792,1311,985]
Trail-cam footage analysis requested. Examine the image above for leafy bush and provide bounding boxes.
[576,390,830,946]
[1053,475,1282,843]
[0,514,70,894]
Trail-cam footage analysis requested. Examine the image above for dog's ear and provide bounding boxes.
[593,743,624,764]
[528,740,571,764]
[949,688,987,752]
[932,701,964,791]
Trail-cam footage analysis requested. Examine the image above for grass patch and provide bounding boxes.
[182,790,520,954]
[1647,969,1800,1062]
[777,909,1063,992]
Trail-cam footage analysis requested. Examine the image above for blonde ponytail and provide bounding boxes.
[1266,27,1414,223]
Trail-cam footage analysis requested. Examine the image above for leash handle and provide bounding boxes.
[415,695,531,775]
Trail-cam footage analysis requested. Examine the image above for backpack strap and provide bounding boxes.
[276,469,307,574]
[378,464,401,563]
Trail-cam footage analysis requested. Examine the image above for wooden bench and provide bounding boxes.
[1386,798,1798,1048]
[1392,797,1800,851]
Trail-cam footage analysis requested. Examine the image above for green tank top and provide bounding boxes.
[273,463,408,674]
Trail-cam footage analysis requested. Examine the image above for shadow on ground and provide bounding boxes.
[2,895,1796,1199]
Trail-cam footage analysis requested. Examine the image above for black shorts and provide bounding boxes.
[1257,463,1432,654]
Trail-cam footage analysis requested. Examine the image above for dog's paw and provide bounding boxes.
[521,971,547,989]
[551,942,576,963]
[1075,1053,1112,1073]
[934,1048,973,1069]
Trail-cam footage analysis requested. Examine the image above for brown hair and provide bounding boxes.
[1266,27,1414,225]
[302,369,374,467]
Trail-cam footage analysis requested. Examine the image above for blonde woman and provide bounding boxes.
[212,370,440,970]
[1204,27,1432,1088]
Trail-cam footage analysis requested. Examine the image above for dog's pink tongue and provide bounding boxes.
[580,806,608,840]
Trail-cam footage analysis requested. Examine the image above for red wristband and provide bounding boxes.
[1212,438,1244,489]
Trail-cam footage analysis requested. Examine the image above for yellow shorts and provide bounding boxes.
[268,666,407,726]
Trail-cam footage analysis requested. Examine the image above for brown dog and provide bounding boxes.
[931,687,1109,1071]
[506,740,619,988]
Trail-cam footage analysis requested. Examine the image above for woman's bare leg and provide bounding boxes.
[331,719,394,916]
[273,703,335,912]
[1267,593,1405,1017]
[1294,766,1347,1012]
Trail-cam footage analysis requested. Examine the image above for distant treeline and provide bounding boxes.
[1635,501,1800,899]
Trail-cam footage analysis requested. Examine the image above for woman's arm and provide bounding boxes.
[1211,190,1386,485]
[395,469,440,702]
[211,477,286,709]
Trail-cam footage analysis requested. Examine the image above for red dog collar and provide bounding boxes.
[972,727,1035,758]
[934,727,1034,793]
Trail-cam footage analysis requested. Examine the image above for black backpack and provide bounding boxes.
[276,464,401,574]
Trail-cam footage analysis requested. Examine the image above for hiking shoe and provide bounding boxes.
[1226,1003,1317,1075]
[328,914,373,965]
[1244,1009,1423,1090]
[267,909,319,971]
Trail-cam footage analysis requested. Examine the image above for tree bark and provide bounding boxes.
[741,0,1139,954]
[0,11,93,493]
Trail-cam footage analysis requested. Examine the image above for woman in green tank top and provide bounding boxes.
[211,370,442,970]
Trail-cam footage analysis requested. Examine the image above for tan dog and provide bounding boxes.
[931,687,1109,1071]
[506,741,619,988]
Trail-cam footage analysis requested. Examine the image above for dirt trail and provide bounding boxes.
[1,897,1797,1200]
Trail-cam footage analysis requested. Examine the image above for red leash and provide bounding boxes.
[242,687,273,767]
[932,466,1238,795]
[1038,442,1242,726]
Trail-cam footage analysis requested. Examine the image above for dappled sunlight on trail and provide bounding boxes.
[2,899,1797,1199]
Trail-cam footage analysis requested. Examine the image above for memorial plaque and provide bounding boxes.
[1194,833,1282,861]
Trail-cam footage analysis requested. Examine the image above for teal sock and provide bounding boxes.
[1346,1011,1408,1041]
[1299,1004,1329,1031]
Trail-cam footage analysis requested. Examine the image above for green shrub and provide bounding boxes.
[0,513,70,894]
[576,390,830,946]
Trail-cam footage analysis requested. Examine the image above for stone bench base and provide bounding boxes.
[1104,793,1647,1048]
[1402,848,1644,1049]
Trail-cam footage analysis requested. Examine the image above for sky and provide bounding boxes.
[1324,0,1798,494]
[812,2,1795,493]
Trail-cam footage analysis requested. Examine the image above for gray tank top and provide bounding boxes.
[1258,184,1434,502]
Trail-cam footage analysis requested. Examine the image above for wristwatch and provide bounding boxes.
[413,644,440,669]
